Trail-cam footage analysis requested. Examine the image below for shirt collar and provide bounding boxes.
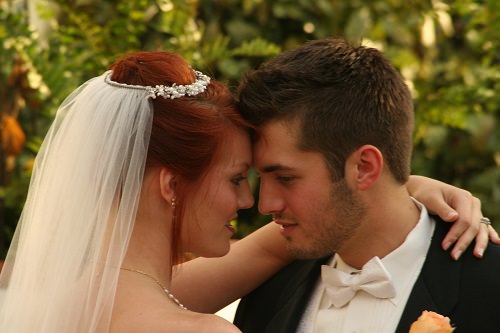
[332,198,435,305]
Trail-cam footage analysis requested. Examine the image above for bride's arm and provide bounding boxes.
[407,175,500,260]
[171,222,291,313]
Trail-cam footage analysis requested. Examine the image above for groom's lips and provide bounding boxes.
[274,219,298,237]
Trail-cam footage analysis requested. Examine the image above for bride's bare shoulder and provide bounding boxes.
[111,307,240,333]
[183,312,242,333]
[111,280,240,333]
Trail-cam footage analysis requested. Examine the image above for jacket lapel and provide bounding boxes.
[395,219,460,333]
[263,257,329,333]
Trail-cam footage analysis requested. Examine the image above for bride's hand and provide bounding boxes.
[407,175,500,260]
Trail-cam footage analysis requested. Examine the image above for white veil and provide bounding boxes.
[0,71,153,332]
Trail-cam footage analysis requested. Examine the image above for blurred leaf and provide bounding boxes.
[231,37,281,57]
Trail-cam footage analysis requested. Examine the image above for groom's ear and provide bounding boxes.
[159,167,177,202]
[345,144,383,191]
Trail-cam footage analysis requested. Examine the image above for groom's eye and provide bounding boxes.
[276,175,295,184]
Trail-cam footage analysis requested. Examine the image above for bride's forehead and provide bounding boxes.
[210,128,252,166]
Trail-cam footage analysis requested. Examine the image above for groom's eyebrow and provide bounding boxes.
[259,164,293,173]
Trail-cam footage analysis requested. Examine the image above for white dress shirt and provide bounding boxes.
[297,199,435,333]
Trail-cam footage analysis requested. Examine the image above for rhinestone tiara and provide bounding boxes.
[104,70,211,99]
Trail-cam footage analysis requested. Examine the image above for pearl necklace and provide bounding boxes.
[120,268,188,310]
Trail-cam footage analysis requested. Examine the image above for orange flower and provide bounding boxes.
[409,310,454,333]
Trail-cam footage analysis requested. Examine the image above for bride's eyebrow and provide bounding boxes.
[231,161,251,170]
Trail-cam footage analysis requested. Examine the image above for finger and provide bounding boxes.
[442,222,466,253]
[488,224,500,244]
[440,193,475,252]
[473,223,490,258]
[449,223,478,261]
[448,196,481,260]
[425,195,460,223]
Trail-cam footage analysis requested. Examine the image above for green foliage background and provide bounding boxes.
[0,0,498,256]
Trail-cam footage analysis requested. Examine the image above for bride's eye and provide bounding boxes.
[231,175,247,186]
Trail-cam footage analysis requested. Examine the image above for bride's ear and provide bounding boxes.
[159,167,177,202]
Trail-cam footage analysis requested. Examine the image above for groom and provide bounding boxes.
[233,38,500,332]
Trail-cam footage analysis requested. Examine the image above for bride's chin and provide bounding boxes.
[206,246,231,258]
[186,243,231,259]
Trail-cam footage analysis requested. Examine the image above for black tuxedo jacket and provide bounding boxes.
[234,218,500,333]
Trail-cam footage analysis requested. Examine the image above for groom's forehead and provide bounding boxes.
[252,121,311,171]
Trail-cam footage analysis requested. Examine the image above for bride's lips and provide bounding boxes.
[225,218,237,234]
[225,223,235,233]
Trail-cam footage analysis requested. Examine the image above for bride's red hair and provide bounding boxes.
[110,51,252,264]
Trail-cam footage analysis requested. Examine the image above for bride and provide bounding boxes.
[0,50,493,333]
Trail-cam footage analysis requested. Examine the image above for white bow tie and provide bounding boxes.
[321,256,396,308]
